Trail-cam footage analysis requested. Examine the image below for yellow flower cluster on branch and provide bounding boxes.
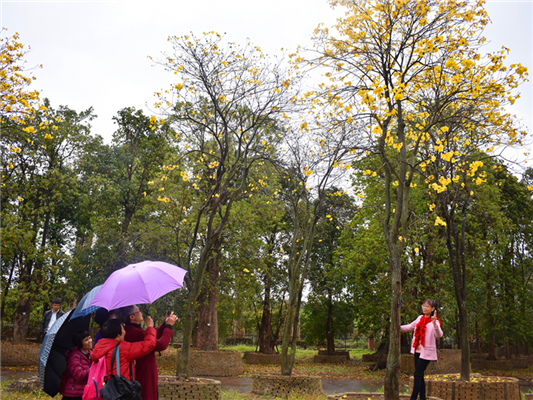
[1,30,41,123]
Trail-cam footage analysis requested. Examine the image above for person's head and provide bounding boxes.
[51,298,61,312]
[116,305,143,325]
[101,319,125,341]
[73,330,92,352]
[422,298,437,317]
[94,308,112,327]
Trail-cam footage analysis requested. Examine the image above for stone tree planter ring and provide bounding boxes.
[158,376,221,400]
[409,374,521,400]
[252,374,323,397]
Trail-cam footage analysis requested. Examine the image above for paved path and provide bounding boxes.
[195,376,385,394]
[3,369,531,395]
[1,369,383,394]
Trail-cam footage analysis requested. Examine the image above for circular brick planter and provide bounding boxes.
[328,394,442,400]
[176,349,243,376]
[158,376,220,400]
[1,342,40,366]
[252,374,323,397]
[409,374,521,400]
[318,350,350,358]
[243,351,281,364]
[314,354,350,363]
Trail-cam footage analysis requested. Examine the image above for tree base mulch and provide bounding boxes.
[409,374,521,400]
[251,374,323,397]
[158,376,221,400]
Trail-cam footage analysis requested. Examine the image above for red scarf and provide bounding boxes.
[413,315,441,349]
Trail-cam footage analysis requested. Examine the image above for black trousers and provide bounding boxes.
[411,352,431,400]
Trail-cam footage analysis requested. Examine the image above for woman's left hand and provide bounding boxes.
[432,310,438,324]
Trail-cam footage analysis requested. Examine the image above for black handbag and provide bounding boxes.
[99,344,142,400]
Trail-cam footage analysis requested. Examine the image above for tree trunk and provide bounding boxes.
[445,206,470,380]
[384,248,401,400]
[13,294,33,344]
[368,334,375,351]
[457,299,470,379]
[192,242,220,351]
[504,336,510,359]
[0,257,16,325]
[475,320,481,354]
[258,282,276,354]
[326,292,335,355]
[486,279,497,360]
[488,336,497,360]
[177,294,195,378]
[281,276,305,375]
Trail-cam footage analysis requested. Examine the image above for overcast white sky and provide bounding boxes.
[3,0,532,159]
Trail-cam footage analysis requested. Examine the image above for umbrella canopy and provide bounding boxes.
[70,284,103,320]
[89,260,187,310]
[38,310,92,397]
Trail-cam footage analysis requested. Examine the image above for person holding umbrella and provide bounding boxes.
[60,331,92,400]
[117,305,177,400]
[91,317,156,380]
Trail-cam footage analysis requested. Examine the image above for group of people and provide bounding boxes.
[46,297,441,400]
[59,304,177,400]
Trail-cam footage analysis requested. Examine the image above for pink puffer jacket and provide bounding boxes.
[401,315,443,361]
[62,347,91,397]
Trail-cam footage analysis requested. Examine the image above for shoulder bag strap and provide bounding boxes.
[129,362,135,381]
[110,343,121,376]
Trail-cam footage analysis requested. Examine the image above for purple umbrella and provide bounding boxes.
[89,261,187,310]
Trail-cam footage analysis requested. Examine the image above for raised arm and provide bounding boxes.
[124,317,156,361]
[400,316,420,333]
[432,311,443,338]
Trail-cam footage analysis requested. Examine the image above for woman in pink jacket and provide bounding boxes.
[61,331,92,400]
[401,298,443,400]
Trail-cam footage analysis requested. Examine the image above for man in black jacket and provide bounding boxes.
[40,298,64,339]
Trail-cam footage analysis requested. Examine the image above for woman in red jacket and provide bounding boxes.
[61,331,92,400]
[117,305,177,400]
[401,298,443,400]
[91,317,156,380]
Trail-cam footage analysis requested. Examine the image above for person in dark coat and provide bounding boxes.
[61,330,92,400]
[117,305,177,400]
[91,318,156,380]
[40,298,65,338]
[93,308,114,346]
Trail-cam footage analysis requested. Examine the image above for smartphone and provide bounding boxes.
[431,309,435,317]
[167,305,171,315]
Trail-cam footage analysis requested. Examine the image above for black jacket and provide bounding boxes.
[40,309,65,336]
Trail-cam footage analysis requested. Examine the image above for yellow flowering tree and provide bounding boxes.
[310,0,528,393]
[1,99,96,343]
[0,29,41,124]
[277,103,362,374]
[152,32,302,378]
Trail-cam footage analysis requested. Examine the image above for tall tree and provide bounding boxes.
[151,32,301,378]
[1,99,96,343]
[310,0,527,393]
